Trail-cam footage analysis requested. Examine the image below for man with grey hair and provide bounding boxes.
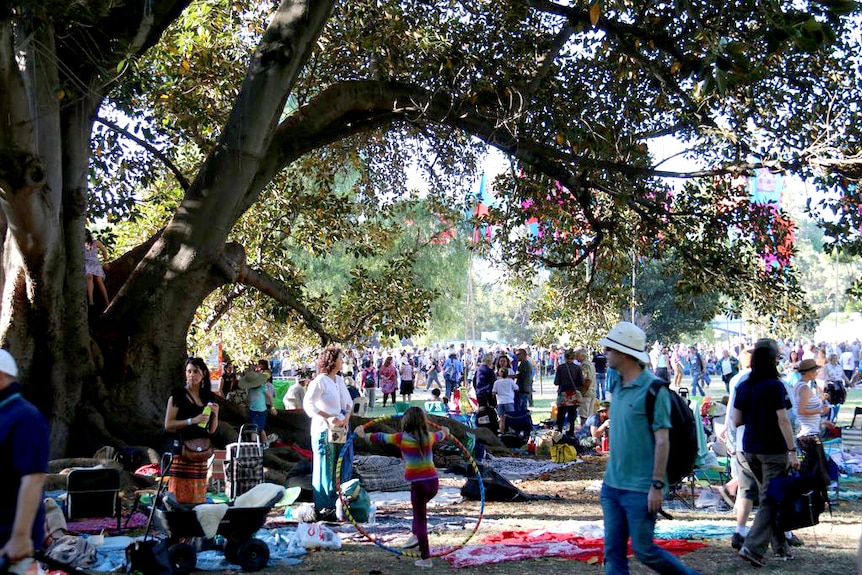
[574,348,596,423]
[0,350,50,575]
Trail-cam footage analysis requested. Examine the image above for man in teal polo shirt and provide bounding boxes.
[598,322,700,575]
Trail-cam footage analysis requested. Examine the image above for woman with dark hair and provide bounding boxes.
[164,357,219,504]
[303,346,353,519]
[732,340,799,566]
[378,356,398,407]
[494,353,515,377]
[473,352,496,407]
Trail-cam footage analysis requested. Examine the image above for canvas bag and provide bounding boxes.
[224,425,264,499]
[550,443,578,463]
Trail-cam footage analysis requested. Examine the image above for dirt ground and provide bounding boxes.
[289,456,862,575]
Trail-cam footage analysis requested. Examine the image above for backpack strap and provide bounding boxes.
[644,377,668,430]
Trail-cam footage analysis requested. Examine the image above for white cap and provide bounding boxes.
[0,350,18,377]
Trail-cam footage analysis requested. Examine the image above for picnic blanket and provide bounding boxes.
[485,456,580,479]
[65,512,148,534]
[442,531,706,568]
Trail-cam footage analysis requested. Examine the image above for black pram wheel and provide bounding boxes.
[168,542,197,575]
[223,539,239,563]
[237,538,269,571]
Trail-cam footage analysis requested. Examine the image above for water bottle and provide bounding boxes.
[601,434,609,453]
[198,404,212,428]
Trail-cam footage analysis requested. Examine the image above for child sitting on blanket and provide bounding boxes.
[356,407,449,568]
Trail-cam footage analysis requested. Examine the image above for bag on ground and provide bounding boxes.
[549,443,577,463]
[294,522,343,549]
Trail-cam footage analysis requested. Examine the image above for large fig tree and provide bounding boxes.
[2,0,861,456]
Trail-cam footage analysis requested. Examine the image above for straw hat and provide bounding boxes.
[238,370,269,390]
[796,358,818,373]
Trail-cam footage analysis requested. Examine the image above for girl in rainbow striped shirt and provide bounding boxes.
[356,407,449,568]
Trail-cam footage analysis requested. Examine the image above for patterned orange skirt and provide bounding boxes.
[168,455,208,504]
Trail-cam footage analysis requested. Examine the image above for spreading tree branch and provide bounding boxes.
[234,263,334,346]
[95,117,191,191]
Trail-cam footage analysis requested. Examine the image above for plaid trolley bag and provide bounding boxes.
[224,424,264,499]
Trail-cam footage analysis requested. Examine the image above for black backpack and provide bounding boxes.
[364,369,376,388]
[645,378,698,485]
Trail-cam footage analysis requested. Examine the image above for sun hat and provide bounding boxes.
[754,338,780,358]
[0,350,18,378]
[597,401,610,412]
[238,370,269,390]
[598,321,651,365]
[796,358,819,373]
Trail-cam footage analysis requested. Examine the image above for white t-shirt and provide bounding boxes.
[493,377,518,405]
[726,368,751,454]
[841,351,855,371]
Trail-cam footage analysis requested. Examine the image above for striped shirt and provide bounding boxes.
[367,430,446,482]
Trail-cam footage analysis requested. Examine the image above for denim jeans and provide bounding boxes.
[515,392,529,413]
[829,403,841,422]
[600,484,700,574]
[596,373,607,400]
[444,377,457,399]
[690,372,707,396]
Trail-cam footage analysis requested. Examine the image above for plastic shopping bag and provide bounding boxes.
[293,522,343,550]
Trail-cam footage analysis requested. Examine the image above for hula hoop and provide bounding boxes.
[335,414,484,558]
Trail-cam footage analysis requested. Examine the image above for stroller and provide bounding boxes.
[152,453,281,573]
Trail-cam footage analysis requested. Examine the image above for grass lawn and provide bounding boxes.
[360,376,862,429]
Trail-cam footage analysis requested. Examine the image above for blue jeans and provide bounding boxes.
[690,372,707,396]
[515,392,529,413]
[444,377,457,399]
[830,403,841,422]
[596,373,606,400]
[600,484,700,575]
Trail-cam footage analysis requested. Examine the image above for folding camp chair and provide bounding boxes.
[64,467,122,530]
[424,401,447,415]
[841,407,862,448]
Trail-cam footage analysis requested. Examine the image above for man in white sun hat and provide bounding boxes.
[0,350,50,575]
[597,322,700,575]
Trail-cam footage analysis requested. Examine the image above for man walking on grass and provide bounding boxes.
[0,350,50,575]
[598,321,700,575]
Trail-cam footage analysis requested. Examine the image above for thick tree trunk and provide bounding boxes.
[0,1,339,457]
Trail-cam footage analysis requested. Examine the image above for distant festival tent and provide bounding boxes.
[814,312,862,343]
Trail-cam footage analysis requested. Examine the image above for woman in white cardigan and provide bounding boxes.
[303,346,353,519]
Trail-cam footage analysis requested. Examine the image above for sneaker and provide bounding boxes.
[786,533,804,547]
[265,433,279,446]
[731,533,745,551]
[402,534,419,548]
[739,546,767,567]
[414,559,433,568]
[773,547,794,561]
[719,486,736,508]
